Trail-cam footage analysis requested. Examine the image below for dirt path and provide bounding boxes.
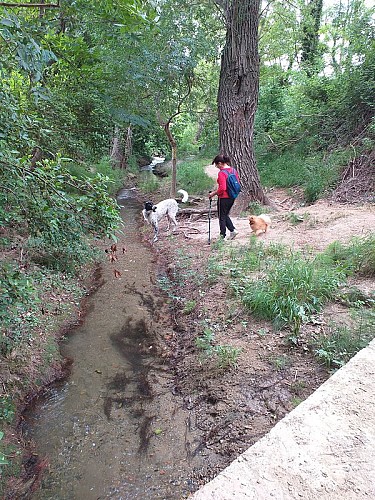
[201,164,375,251]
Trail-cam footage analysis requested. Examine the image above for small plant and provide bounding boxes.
[247,201,265,215]
[271,354,290,370]
[195,328,241,369]
[206,255,225,283]
[314,310,375,369]
[336,287,374,308]
[215,345,242,368]
[286,213,307,226]
[0,432,8,466]
[291,397,303,408]
[290,380,306,395]
[157,275,181,300]
[0,397,15,424]
[195,328,215,354]
[257,328,269,337]
[182,299,196,315]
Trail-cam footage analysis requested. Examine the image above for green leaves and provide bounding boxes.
[0,156,122,274]
[0,431,9,466]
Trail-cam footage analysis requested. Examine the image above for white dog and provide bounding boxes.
[142,189,188,242]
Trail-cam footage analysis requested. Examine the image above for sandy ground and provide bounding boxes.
[188,164,375,252]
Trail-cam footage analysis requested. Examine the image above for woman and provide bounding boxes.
[208,154,239,240]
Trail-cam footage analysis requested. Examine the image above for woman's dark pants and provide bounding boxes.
[217,198,235,238]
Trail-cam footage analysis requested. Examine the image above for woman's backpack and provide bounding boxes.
[221,168,241,199]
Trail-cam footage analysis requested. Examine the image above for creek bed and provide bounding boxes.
[23,188,207,499]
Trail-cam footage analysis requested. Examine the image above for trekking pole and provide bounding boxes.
[208,197,212,245]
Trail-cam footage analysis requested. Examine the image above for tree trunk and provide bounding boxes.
[110,126,124,169]
[301,0,323,75]
[164,122,177,198]
[120,126,132,169]
[217,0,272,207]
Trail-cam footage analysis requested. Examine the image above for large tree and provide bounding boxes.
[215,0,271,206]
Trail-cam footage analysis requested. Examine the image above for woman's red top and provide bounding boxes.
[216,167,240,199]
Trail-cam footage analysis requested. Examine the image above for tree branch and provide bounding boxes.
[0,2,60,7]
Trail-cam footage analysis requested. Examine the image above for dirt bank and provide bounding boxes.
[143,179,374,488]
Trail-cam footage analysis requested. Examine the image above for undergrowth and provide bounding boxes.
[195,327,241,369]
[212,236,374,352]
[314,309,375,369]
[258,146,350,203]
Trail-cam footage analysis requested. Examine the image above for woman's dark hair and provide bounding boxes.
[212,154,231,165]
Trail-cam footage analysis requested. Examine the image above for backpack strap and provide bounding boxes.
[221,168,236,177]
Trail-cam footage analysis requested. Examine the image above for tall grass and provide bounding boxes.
[257,146,350,203]
[225,240,345,335]
[138,170,161,194]
[319,235,375,277]
[241,254,343,334]
[177,158,214,194]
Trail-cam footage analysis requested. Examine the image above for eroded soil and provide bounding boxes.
[142,172,375,487]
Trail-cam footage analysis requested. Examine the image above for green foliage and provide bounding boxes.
[336,287,374,308]
[0,432,8,466]
[247,202,267,215]
[285,212,307,226]
[65,157,124,195]
[0,262,83,356]
[242,255,341,334]
[270,355,290,371]
[214,344,242,369]
[182,299,197,314]
[257,148,311,188]
[177,158,214,194]
[256,0,374,192]
[0,157,121,272]
[319,235,375,278]
[195,327,241,369]
[139,173,160,194]
[314,310,375,369]
[0,262,39,355]
[195,328,215,354]
[0,398,15,425]
[208,235,374,343]
[227,241,344,335]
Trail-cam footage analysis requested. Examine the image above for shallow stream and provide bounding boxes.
[24,187,206,499]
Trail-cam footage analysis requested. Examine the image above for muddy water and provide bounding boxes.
[24,188,206,499]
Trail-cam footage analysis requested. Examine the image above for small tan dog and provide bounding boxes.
[248,214,271,235]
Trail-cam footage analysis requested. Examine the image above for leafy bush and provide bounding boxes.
[0,432,8,466]
[0,156,122,273]
[0,262,39,355]
[0,398,15,425]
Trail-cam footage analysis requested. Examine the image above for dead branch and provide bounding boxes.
[179,208,217,216]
